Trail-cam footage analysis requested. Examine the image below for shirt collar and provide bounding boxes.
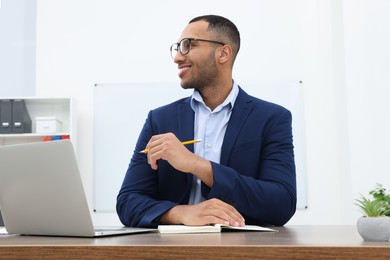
[190,80,239,112]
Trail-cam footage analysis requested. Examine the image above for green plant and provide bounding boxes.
[369,183,390,217]
[355,183,390,217]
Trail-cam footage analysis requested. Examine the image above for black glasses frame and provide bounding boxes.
[170,38,225,59]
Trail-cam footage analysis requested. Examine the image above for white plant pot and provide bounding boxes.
[356,216,390,242]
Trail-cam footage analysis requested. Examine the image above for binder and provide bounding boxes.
[11,99,32,133]
[0,210,3,226]
[0,99,13,134]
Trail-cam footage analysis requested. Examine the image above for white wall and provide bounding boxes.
[34,0,390,226]
[344,0,390,214]
[0,0,36,96]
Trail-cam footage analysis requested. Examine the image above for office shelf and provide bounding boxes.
[0,97,76,147]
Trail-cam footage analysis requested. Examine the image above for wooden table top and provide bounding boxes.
[1,225,389,259]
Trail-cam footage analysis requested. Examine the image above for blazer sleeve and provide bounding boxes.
[204,105,296,226]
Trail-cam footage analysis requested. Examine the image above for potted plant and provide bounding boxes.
[355,184,390,241]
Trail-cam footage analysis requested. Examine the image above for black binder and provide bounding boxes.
[0,99,13,134]
[0,210,4,226]
[11,99,32,133]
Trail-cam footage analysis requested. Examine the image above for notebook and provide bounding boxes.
[158,224,277,234]
[0,140,155,237]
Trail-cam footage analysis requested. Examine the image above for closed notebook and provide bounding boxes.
[158,224,276,234]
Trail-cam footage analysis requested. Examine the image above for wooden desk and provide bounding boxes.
[0,226,389,259]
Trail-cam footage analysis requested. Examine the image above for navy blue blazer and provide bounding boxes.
[117,87,296,227]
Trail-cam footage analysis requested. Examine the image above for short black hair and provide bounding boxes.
[189,15,240,63]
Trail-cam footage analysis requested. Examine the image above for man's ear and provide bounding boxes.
[217,45,233,64]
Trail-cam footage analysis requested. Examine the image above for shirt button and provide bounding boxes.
[207,144,212,148]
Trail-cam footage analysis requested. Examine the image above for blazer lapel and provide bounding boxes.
[220,88,253,165]
[177,98,195,152]
[177,98,195,199]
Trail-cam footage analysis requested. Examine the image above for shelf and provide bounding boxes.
[0,132,71,139]
[0,97,76,148]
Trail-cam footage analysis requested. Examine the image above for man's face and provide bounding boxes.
[173,21,219,91]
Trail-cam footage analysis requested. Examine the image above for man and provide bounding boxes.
[117,15,296,228]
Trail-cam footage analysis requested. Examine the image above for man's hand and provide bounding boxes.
[146,133,194,171]
[146,133,214,187]
[160,198,245,227]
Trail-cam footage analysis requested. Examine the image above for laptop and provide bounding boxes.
[0,140,155,237]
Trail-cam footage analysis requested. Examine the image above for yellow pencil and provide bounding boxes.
[139,139,202,154]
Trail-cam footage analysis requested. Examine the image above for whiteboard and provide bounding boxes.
[93,81,307,212]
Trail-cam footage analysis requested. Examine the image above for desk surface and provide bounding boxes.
[1,225,389,259]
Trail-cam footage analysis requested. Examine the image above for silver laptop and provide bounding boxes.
[0,140,155,237]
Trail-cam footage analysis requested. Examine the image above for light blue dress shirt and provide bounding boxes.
[188,81,239,204]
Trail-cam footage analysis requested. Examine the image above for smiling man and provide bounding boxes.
[116,15,297,228]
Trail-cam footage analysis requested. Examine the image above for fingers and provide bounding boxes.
[147,144,162,170]
[204,198,245,227]
[145,133,195,172]
[146,134,172,170]
[160,199,245,227]
[178,199,245,227]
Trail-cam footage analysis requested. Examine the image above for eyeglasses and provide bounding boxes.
[170,38,225,59]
